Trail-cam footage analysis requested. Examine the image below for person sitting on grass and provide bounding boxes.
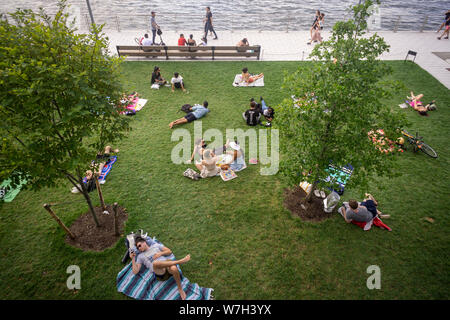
[338,199,374,224]
[187,138,207,171]
[226,141,246,172]
[171,72,186,92]
[199,149,220,178]
[130,236,191,300]
[169,101,210,128]
[151,66,167,87]
[406,91,437,116]
[241,67,264,85]
[242,101,262,126]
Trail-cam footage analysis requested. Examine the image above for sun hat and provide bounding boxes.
[229,141,240,151]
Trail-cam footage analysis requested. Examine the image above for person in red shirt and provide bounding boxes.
[178,34,187,46]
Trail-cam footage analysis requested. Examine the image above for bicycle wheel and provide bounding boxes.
[418,142,438,158]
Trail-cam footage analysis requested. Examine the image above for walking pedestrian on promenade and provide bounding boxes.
[203,7,218,40]
[309,10,321,40]
[437,10,450,40]
[150,11,160,44]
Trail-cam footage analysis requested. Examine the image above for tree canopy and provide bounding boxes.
[276,0,407,200]
[0,1,130,224]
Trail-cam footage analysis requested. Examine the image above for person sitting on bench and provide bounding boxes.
[171,72,186,92]
[241,67,263,85]
[130,236,191,300]
[169,101,210,128]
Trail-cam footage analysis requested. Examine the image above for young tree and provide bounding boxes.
[0,1,130,226]
[276,0,407,203]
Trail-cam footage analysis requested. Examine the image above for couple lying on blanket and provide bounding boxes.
[70,146,119,193]
[187,139,246,178]
[338,193,391,231]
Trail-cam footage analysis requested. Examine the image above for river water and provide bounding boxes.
[0,0,448,31]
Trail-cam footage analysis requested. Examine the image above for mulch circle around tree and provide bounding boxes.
[65,205,128,252]
[284,186,335,222]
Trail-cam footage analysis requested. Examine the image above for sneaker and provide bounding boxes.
[314,189,321,198]
[320,190,326,198]
[213,37,218,40]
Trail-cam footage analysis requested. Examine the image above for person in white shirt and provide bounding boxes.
[171,72,186,92]
[141,34,153,52]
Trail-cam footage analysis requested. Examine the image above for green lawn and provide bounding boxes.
[0,60,448,300]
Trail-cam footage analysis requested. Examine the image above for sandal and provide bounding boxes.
[314,189,321,198]
[320,190,326,198]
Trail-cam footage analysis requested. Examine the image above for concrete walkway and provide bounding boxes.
[104,30,450,89]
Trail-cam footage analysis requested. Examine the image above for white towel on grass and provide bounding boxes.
[232,74,264,87]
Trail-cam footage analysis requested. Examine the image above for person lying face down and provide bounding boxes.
[169,101,209,128]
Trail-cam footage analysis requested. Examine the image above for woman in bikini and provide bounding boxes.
[407,92,436,115]
[241,67,264,85]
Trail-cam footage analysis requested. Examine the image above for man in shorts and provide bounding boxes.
[130,236,191,300]
[169,101,209,128]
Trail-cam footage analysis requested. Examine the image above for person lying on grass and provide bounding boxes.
[130,236,191,300]
[406,91,437,116]
[241,67,264,85]
[71,146,119,193]
[169,101,209,128]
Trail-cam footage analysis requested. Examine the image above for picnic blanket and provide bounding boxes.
[232,74,264,87]
[0,177,27,203]
[351,216,392,231]
[83,156,117,185]
[117,237,214,300]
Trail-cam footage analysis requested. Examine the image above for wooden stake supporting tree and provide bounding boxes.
[113,202,119,236]
[43,204,76,239]
[94,172,107,212]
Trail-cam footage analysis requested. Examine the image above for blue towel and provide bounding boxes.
[116,239,213,300]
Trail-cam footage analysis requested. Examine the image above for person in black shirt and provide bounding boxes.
[151,66,167,86]
[242,101,262,126]
[203,7,218,40]
[437,10,450,40]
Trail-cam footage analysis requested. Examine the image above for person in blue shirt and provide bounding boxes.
[169,101,210,128]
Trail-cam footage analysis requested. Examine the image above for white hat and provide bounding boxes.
[229,141,240,151]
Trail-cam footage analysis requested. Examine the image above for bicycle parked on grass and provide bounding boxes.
[400,129,438,158]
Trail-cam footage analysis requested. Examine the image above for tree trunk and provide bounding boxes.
[43,204,76,239]
[80,180,101,227]
[94,173,107,211]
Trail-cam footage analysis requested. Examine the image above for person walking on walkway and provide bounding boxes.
[203,7,218,40]
[150,11,160,44]
[437,10,450,40]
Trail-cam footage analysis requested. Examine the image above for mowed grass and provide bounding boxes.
[0,60,448,300]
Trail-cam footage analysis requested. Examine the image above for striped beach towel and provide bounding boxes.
[116,239,213,300]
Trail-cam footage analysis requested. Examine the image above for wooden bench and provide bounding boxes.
[116,45,261,60]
